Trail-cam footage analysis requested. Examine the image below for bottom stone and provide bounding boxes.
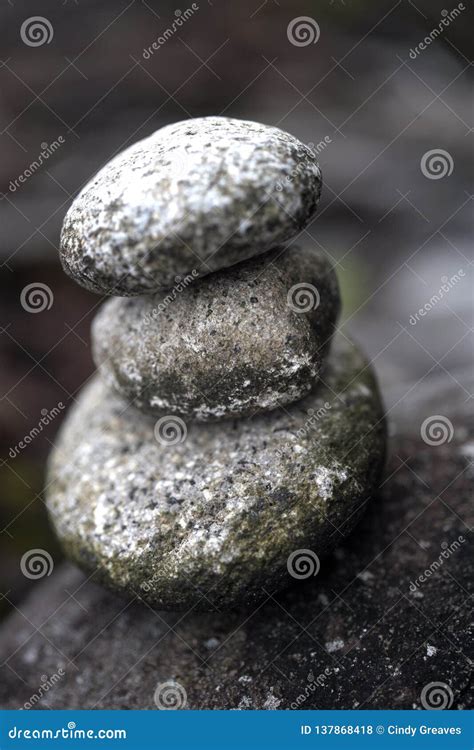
[1,431,471,709]
[46,335,385,611]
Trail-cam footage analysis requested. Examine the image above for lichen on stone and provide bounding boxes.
[60,117,322,295]
[46,335,385,611]
[91,245,340,420]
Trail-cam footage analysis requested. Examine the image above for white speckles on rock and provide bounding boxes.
[60,117,322,296]
[313,466,348,501]
[262,691,282,709]
[91,245,340,421]
[93,496,110,536]
[46,335,385,611]
[204,638,220,650]
[356,570,375,584]
[325,639,345,653]
[237,696,252,709]
[238,675,253,684]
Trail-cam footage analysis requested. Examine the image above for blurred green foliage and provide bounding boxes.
[0,461,62,620]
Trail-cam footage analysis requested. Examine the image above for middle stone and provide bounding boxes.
[92,246,340,421]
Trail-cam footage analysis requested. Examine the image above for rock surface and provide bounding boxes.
[46,335,384,611]
[60,117,322,295]
[1,432,471,710]
[92,246,340,420]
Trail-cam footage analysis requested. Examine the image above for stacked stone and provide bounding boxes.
[47,117,385,611]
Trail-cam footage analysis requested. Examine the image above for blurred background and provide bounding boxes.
[1,0,472,621]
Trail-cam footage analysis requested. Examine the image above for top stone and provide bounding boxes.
[60,117,322,295]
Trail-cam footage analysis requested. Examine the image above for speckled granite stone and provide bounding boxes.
[2,429,470,710]
[59,117,322,295]
[91,246,340,421]
[46,335,385,611]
